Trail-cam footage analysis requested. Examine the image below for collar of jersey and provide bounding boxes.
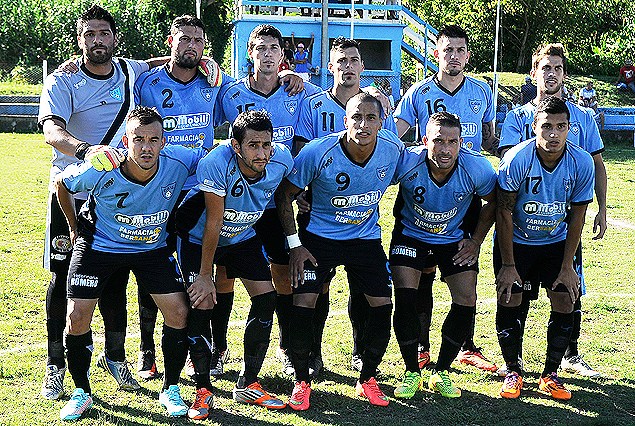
[80,59,115,81]
[246,77,281,98]
[535,143,567,173]
[338,133,376,168]
[433,73,466,97]
[425,155,458,187]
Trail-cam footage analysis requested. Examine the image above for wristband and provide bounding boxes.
[502,263,515,267]
[286,233,302,249]
[75,142,91,160]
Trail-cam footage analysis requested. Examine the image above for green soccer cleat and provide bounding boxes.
[394,371,422,399]
[428,370,461,398]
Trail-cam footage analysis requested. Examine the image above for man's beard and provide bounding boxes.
[85,45,113,65]
[174,52,199,69]
[544,82,564,96]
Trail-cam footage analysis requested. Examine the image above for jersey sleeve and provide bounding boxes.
[125,59,150,78]
[497,151,525,193]
[391,145,423,184]
[481,82,496,124]
[38,73,72,126]
[287,142,321,189]
[276,144,296,178]
[304,82,322,97]
[580,110,604,155]
[60,161,102,194]
[197,149,228,197]
[383,112,399,135]
[394,84,418,127]
[499,110,523,150]
[571,152,595,205]
[296,97,316,141]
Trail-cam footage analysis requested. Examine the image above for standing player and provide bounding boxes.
[275,93,403,410]
[495,97,594,400]
[294,36,398,374]
[176,110,293,410]
[393,24,498,372]
[391,112,496,399]
[38,4,166,399]
[498,43,607,377]
[55,107,208,419]
[217,24,321,377]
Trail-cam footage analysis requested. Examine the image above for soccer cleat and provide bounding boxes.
[289,381,311,411]
[560,355,601,378]
[159,385,188,417]
[41,364,66,400]
[184,355,195,379]
[497,357,524,377]
[96,352,140,390]
[188,387,214,420]
[457,349,498,372]
[539,372,572,400]
[210,349,229,377]
[308,354,324,378]
[394,371,423,399]
[277,347,295,376]
[60,388,92,420]
[356,377,389,406]
[500,372,523,399]
[137,350,159,380]
[418,349,431,369]
[428,370,461,398]
[233,381,286,409]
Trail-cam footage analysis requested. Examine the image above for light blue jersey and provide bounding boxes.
[218,78,321,151]
[393,147,497,243]
[394,75,495,152]
[498,139,595,245]
[499,100,604,155]
[134,65,234,190]
[296,89,398,141]
[288,129,404,240]
[179,142,294,246]
[61,145,206,253]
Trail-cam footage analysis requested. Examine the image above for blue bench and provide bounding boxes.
[598,107,635,131]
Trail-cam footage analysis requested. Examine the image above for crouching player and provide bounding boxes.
[175,110,293,410]
[390,112,496,399]
[54,106,208,419]
[495,97,594,400]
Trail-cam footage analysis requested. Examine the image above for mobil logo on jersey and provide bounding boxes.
[163,112,211,132]
[223,209,263,224]
[522,200,567,216]
[115,210,170,228]
[461,122,478,137]
[273,126,294,143]
[331,190,382,208]
[413,203,458,222]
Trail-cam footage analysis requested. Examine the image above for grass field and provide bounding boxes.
[1,133,635,426]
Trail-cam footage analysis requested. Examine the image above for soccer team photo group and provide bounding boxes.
[2,1,635,424]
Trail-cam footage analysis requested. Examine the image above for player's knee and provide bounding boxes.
[162,299,189,328]
[422,266,437,274]
[550,293,574,314]
[66,307,92,334]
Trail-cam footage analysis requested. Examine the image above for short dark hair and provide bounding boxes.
[248,25,283,51]
[232,110,273,144]
[77,4,117,36]
[127,106,163,127]
[427,111,462,136]
[533,96,570,123]
[331,37,361,56]
[346,92,383,117]
[170,15,206,36]
[531,43,568,74]
[436,24,469,50]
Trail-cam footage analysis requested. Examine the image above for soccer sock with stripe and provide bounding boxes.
[188,308,213,390]
[394,288,420,373]
[290,305,315,383]
[496,303,524,374]
[240,291,276,386]
[275,293,293,351]
[436,303,475,372]
[211,291,234,353]
[311,291,329,357]
[543,311,574,376]
[416,271,434,352]
[162,325,188,390]
[65,331,93,394]
[564,297,582,358]
[360,303,392,382]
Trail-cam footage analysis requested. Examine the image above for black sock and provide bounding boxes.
[46,274,67,368]
[240,291,276,386]
[99,270,128,361]
[275,293,293,351]
[543,311,574,376]
[394,288,420,373]
[460,308,478,352]
[162,325,188,390]
[104,331,126,362]
[360,304,392,382]
[211,291,234,353]
[65,331,93,394]
[311,292,329,357]
[290,305,315,383]
[496,304,524,374]
[518,297,530,359]
[349,292,369,357]
[188,308,213,390]
[138,292,158,352]
[436,303,475,372]
[416,271,434,351]
[564,298,581,358]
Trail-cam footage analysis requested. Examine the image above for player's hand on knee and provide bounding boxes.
[553,266,580,304]
[198,58,222,87]
[496,265,521,304]
[188,274,216,308]
[85,146,125,171]
[295,191,311,213]
[279,71,304,95]
[289,246,317,288]
[453,238,480,266]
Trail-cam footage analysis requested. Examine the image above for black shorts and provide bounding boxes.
[45,193,85,272]
[459,194,482,239]
[296,231,392,297]
[67,239,184,299]
[178,235,272,284]
[389,231,478,280]
[253,207,289,265]
[493,238,574,300]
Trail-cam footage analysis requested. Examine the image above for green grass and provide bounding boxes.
[0,81,43,96]
[1,134,635,425]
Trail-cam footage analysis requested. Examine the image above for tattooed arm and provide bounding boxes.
[495,186,521,303]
